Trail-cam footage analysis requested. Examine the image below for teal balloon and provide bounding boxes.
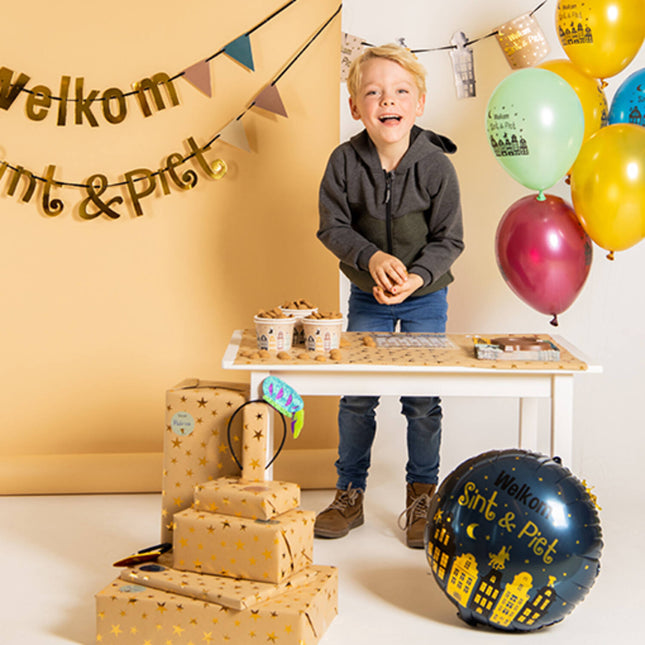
[608,68,645,126]
[486,69,584,195]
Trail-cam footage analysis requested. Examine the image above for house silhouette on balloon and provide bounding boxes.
[559,22,593,46]
[489,131,529,158]
[426,511,559,629]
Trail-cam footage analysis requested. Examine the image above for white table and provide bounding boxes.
[222,331,601,473]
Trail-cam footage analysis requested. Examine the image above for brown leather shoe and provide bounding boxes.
[314,484,364,538]
[399,482,436,549]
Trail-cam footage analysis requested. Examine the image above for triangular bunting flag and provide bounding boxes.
[253,85,288,118]
[219,119,251,152]
[182,60,212,97]
[224,34,255,71]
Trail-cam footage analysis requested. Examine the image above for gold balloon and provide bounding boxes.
[556,0,645,80]
[538,59,607,144]
[570,124,645,256]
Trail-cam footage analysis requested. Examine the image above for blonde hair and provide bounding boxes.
[347,43,427,99]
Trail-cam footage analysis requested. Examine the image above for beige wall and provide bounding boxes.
[0,1,341,493]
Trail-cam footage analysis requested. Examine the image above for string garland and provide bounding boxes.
[17,0,299,104]
[0,3,342,193]
[360,1,547,53]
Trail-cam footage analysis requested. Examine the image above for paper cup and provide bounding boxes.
[302,317,344,352]
[279,306,318,345]
[254,316,296,351]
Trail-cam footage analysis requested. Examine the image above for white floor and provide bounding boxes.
[1,424,643,644]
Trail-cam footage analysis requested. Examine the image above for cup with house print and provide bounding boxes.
[279,299,318,345]
[302,312,343,352]
[254,309,296,352]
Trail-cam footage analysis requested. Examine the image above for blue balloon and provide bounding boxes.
[425,449,602,632]
[608,68,645,126]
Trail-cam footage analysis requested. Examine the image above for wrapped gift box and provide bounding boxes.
[173,507,315,583]
[97,565,338,645]
[161,379,248,542]
[120,557,314,610]
[241,400,269,481]
[194,477,300,520]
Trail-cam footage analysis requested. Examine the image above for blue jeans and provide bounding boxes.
[336,285,448,491]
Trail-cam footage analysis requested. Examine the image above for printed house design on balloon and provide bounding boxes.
[559,22,593,46]
[426,514,558,629]
[489,132,529,157]
[629,106,645,125]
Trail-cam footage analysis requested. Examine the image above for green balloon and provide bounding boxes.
[486,68,584,197]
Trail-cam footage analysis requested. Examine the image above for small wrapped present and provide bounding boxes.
[194,477,300,520]
[96,565,338,644]
[241,400,269,481]
[173,507,315,583]
[120,556,314,610]
[161,379,248,542]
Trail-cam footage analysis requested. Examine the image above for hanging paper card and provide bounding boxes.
[449,32,476,99]
[340,33,365,82]
[182,60,212,97]
[496,13,550,69]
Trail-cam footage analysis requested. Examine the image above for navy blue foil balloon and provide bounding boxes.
[425,449,602,631]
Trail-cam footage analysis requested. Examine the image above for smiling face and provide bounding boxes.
[349,57,426,166]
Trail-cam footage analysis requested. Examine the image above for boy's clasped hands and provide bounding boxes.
[368,250,423,304]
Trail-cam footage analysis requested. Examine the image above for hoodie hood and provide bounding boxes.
[349,125,457,172]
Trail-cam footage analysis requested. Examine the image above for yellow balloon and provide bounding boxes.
[538,59,608,143]
[556,0,645,80]
[570,124,645,256]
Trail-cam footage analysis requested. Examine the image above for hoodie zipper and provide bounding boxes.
[384,170,393,254]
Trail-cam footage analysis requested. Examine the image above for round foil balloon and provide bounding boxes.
[486,68,584,197]
[608,67,645,126]
[425,449,603,632]
[556,0,645,81]
[495,194,592,325]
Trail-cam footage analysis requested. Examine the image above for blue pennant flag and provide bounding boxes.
[224,34,255,71]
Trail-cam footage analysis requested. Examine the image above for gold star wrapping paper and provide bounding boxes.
[96,564,338,645]
[241,401,269,481]
[161,379,249,542]
[194,477,301,521]
[172,507,315,584]
[120,555,317,610]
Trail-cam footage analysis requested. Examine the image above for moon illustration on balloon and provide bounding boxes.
[638,84,644,92]
[466,523,479,539]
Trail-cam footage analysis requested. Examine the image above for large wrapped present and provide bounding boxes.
[193,477,300,520]
[173,507,315,583]
[120,556,314,610]
[96,565,338,645]
[161,379,248,542]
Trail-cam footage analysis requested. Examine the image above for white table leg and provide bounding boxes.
[249,371,275,480]
[518,397,539,453]
[551,375,574,468]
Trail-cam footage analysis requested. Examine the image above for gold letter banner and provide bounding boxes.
[0,4,342,219]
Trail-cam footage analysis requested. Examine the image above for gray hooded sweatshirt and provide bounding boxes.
[317,125,465,297]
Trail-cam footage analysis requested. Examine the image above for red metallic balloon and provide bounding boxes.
[495,195,592,325]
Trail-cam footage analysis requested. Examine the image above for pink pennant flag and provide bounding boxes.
[253,85,288,118]
[220,119,250,152]
[182,60,212,97]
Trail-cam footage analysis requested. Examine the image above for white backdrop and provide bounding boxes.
[337,0,645,505]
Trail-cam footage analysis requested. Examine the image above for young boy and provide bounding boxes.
[315,44,464,548]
